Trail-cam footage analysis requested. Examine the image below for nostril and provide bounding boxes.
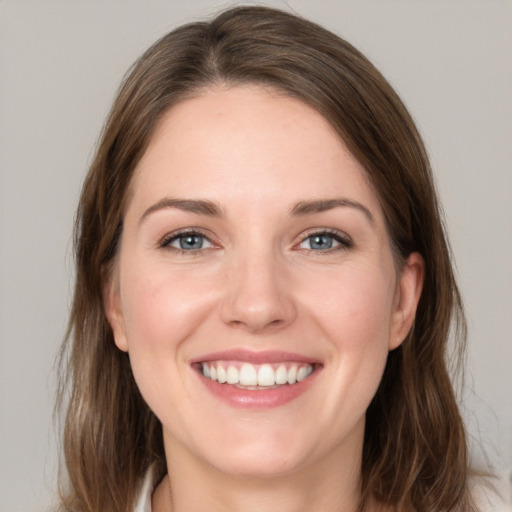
[227,317,284,332]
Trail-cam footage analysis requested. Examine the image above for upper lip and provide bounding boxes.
[191,349,321,365]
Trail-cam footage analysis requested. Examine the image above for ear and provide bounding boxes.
[103,269,129,352]
[389,252,425,350]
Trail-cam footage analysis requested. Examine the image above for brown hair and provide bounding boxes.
[57,6,476,511]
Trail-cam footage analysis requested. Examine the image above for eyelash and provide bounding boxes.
[158,228,353,254]
[159,229,216,255]
[295,229,353,253]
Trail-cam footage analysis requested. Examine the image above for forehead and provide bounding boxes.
[128,85,384,224]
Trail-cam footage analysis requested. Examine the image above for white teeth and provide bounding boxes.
[257,364,275,386]
[287,365,297,385]
[226,365,239,384]
[217,365,227,383]
[275,364,288,385]
[239,363,258,386]
[297,365,312,382]
[201,361,314,387]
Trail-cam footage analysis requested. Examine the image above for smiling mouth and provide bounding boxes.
[198,361,316,389]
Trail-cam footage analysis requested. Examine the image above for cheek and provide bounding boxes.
[306,262,396,346]
[117,263,222,420]
[301,262,395,401]
[120,264,220,353]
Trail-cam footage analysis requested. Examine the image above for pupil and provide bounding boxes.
[311,235,332,250]
[180,235,203,250]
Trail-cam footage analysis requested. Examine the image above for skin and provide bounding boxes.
[105,85,424,512]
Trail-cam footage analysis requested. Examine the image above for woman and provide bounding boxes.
[57,6,478,511]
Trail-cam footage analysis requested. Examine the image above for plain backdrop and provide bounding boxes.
[0,1,511,511]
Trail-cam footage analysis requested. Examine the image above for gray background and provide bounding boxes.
[1,1,511,511]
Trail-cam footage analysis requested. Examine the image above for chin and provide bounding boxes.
[204,446,309,479]
[166,421,316,480]
[201,419,340,479]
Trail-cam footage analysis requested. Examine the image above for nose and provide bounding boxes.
[220,252,297,334]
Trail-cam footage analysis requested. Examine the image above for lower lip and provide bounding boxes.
[196,369,319,409]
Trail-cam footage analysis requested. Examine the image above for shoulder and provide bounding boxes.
[472,480,512,512]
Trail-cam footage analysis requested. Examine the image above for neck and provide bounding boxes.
[153,426,365,512]
[154,463,361,512]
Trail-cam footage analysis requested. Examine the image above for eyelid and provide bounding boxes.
[157,227,352,253]
[158,227,219,251]
[294,228,353,251]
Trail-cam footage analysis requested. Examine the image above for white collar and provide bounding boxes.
[132,468,512,512]
[133,465,155,512]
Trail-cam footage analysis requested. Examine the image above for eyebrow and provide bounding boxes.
[140,198,223,223]
[290,198,375,224]
[140,196,374,225]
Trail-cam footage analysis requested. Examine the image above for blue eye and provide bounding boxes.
[298,232,351,251]
[163,232,213,251]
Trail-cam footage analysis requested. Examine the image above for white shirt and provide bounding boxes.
[133,465,155,512]
[131,467,512,512]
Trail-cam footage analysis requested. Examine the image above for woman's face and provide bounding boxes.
[106,85,423,479]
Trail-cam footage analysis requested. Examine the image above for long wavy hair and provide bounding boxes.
[57,6,477,511]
